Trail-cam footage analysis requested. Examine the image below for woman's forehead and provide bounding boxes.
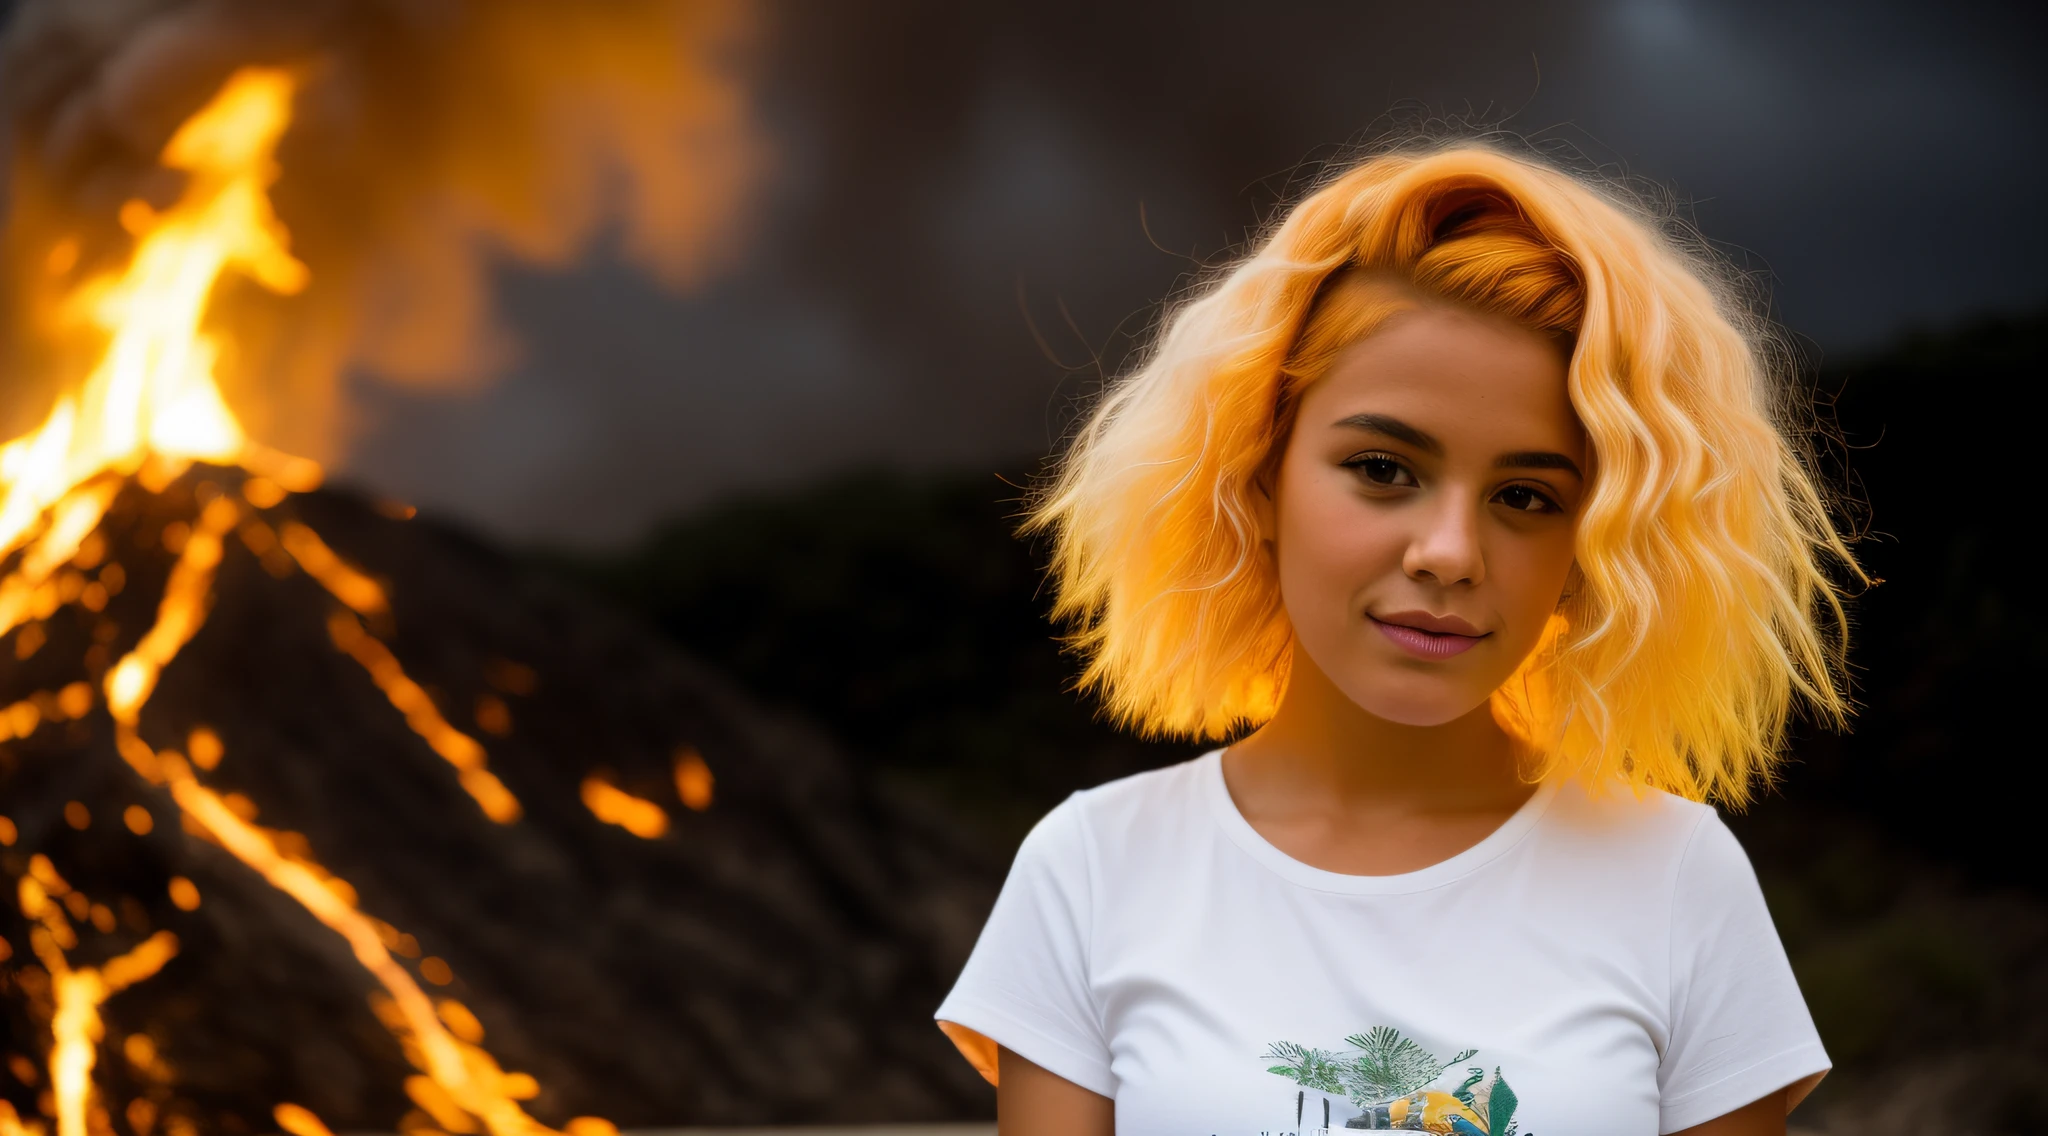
[1304,306,1582,452]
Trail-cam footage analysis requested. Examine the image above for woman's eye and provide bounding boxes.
[1494,485,1561,514]
[1345,455,1416,487]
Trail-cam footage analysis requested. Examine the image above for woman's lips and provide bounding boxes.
[1368,614,1488,659]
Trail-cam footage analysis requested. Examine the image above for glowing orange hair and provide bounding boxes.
[1025,145,1863,806]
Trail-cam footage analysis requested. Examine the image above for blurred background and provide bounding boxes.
[0,1,2044,1133]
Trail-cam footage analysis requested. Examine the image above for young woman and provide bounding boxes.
[934,145,1860,1136]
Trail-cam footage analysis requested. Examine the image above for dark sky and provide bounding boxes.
[89,1,2048,544]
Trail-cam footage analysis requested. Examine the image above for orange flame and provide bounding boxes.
[4,1,760,480]
[0,1100,46,1136]
[0,69,308,554]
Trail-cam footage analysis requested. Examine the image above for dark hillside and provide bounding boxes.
[1,469,996,1130]
[558,470,1205,851]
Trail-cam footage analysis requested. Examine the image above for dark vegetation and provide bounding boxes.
[560,308,2048,1132]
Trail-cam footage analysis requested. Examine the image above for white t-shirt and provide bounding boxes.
[935,749,1828,1135]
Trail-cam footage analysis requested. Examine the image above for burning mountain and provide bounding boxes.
[2,463,998,1134]
[1,48,990,1136]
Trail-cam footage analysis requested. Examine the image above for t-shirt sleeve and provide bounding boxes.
[1657,812,1830,1133]
[933,792,1115,1098]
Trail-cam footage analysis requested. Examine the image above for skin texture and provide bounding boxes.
[997,306,1796,1134]
[998,1047,1113,1136]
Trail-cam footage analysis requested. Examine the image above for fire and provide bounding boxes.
[2,66,639,1134]
[0,1102,41,1136]
[581,775,671,838]
[0,69,305,556]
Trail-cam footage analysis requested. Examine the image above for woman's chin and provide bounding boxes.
[1340,681,1491,729]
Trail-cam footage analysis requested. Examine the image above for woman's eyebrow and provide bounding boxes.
[1496,451,1583,479]
[1333,413,1583,479]
[1331,412,1441,455]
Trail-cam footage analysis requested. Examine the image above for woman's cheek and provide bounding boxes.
[1290,504,1391,621]
[1494,539,1572,659]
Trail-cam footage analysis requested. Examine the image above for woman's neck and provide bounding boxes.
[1221,646,1536,870]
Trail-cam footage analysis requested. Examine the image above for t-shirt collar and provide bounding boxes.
[1199,746,1561,895]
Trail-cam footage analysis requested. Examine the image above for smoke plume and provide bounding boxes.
[0,0,762,465]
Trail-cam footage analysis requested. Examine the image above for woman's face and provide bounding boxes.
[1260,303,1586,727]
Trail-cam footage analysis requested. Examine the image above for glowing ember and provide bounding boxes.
[1,66,618,1134]
[272,1103,335,1136]
[673,746,715,812]
[104,493,242,724]
[278,522,387,616]
[581,775,670,839]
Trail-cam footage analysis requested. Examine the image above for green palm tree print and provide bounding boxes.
[1261,1027,1523,1135]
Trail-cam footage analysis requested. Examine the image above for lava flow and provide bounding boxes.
[0,68,611,1136]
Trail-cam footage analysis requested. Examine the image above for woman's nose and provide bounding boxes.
[1402,496,1485,587]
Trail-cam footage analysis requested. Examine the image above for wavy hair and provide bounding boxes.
[1025,145,1863,806]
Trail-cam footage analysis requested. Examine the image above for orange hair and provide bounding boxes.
[1025,144,1863,806]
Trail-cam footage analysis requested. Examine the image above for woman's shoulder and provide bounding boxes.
[1534,776,1736,884]
[1016,750,1222,865]
[1071,748,1218,812]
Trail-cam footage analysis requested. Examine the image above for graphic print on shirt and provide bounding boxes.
[1262,1027,1527,1134]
